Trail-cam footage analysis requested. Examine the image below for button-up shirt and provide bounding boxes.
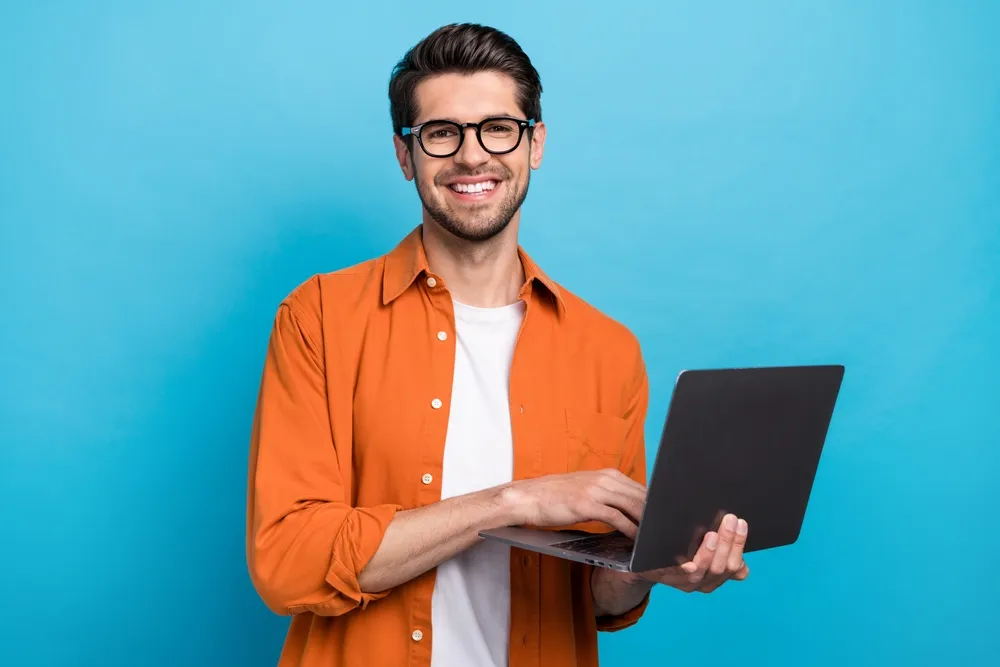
[246,225,651,667]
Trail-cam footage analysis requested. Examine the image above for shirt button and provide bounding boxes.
[422,473,433,485]
[431,398,443,409]
[437,331,448,341]
[426,277,437,288]
[411,629,423,642]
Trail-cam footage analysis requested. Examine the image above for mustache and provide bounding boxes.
[435,166,512,184]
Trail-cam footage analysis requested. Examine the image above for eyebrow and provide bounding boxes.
[418,112,520,124]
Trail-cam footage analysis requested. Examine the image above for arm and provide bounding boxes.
[361,469,653,592]
[248,297,404,617]
[592,570,654,617]
[357,486,517,593]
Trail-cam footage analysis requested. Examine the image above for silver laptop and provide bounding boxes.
[479,364,845,572]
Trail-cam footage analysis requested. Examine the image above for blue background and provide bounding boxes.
[2,1,997,665]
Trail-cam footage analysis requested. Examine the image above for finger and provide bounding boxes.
[700,560,750,593]
[587,502,639,539]
[590,483,645,524]
[600,467,647,492]
[597,468,647,496]
[597,472,647,506]
[726,518,748,573]
[706,514,738,581]
[684,531,718,584]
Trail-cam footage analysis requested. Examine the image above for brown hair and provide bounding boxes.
[388,23,543,136]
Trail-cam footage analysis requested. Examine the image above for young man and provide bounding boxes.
[246,23,749,667]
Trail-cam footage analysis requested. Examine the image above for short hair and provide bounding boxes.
[388,23,543,136]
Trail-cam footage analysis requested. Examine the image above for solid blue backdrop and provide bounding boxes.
[1,1,997,665]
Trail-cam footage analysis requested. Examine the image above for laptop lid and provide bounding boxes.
[628,365,844,573]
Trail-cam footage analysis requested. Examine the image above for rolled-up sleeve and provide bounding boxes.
[246,298,401,616]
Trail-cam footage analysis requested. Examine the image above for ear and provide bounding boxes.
[393,134,415,181]
[528,121,546,170]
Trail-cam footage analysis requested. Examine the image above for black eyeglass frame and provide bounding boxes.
[401,116,536,158]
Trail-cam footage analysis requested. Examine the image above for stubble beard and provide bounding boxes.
[414,165,530,243]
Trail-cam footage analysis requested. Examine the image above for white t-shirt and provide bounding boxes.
[430,298,525,667]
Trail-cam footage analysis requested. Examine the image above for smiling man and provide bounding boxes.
[246,23,749,667]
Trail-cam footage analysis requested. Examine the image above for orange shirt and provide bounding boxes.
[246,225,651,667]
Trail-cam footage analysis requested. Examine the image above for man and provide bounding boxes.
[246,23,749,667]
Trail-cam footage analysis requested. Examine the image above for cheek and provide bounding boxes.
[416,160,447,188]
[499,150,531,178]
[413,164,437,191]
[505,164,529,190]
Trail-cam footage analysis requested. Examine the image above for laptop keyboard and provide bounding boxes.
[550,534,635,561]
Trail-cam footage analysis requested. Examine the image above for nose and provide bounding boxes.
[453,126,490,170]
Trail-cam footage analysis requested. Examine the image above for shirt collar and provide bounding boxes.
[382,225,565,314]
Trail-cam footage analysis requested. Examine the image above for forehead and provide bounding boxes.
[413,71,523,123]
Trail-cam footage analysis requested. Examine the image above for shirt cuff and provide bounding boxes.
[321,503,403,614]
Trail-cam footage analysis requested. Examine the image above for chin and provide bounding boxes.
[416,175,526,244]
[435,213,511,243]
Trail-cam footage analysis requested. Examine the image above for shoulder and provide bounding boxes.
[565,297,643,359]
[554,283,647,392]
[276,255,386,339]
[559,285,643,356]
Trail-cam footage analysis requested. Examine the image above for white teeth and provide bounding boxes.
[450,180,497,194]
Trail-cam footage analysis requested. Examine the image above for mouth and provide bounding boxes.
[444,178,501,203]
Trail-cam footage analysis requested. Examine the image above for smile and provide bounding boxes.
[447,179,500,199]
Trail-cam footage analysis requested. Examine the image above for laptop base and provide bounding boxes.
[479,527,634,571]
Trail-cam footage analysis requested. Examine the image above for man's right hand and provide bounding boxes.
[500,469,647,539]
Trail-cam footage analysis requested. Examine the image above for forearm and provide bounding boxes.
[591,568,653,618]
[358,485,518,593]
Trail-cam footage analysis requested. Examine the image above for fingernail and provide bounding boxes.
[706,532,718,550]
[724,514,737,531]
[737,519,748,535]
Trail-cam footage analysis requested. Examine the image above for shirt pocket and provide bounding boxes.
[565,407,627,471]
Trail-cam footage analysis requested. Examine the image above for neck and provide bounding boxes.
[420,216,525,308]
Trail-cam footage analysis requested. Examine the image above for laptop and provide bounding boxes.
[479,364,845,572]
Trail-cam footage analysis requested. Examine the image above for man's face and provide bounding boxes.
[394,71,546,243]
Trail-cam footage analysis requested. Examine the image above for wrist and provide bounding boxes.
[594,566,650,589]
[495,482,531,527]
[480,483,528,529]
[591,567,653,617]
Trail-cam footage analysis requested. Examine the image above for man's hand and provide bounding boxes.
[591,512,749,616]
[636,513,750,593]
[501,468,646,539]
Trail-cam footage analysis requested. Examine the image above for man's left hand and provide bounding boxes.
[634,513,750,593]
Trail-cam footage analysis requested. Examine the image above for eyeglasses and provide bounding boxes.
[401,116,535,158]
